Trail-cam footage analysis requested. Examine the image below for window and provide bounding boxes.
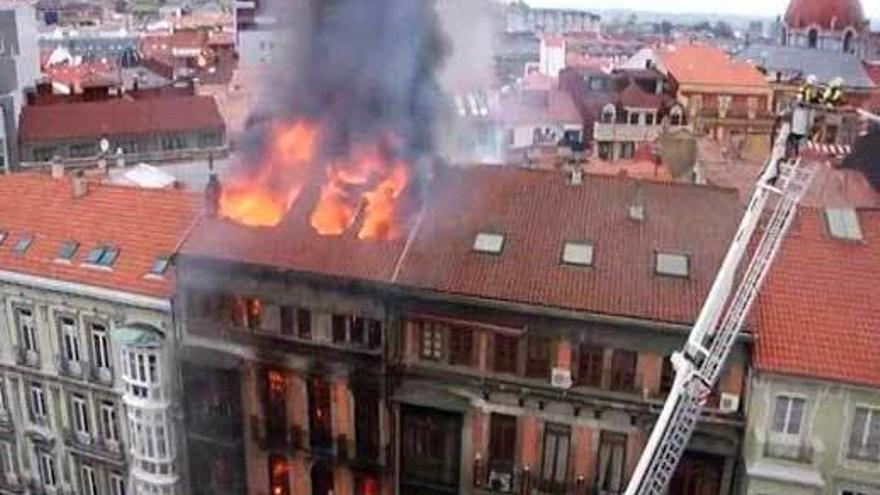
[670,107,683,126]
[33,147,57,162]
[493,334,519,374]
[628,112,639,125]
[57,240,79,261]
[308,377,332,450]
[30,383,47,421]
[110,473,126,495]
[149,255,170,276]
[848,407,880,461]
[448,328,473,366]
[808,28,818,49]
[0,441,13,477]
[771,395,806,435]
[601,104,615,124]
[489,414,517,485]
[332,315,347,343]
[12,234,33,256]
[231,296,262,330]
[72,394,91,436]
[60,316,81,363]
[620,141,635,159]
[473,233,505,254]
[660,356,674,395]
[70,142,98,158]
[81,465,99,495]
[101,401,119,443]
[526,336,552,379]
[576,345,603,387]
[84,245,120,267]
[161,134,188,151]
[844,31,855,53]
[331,315,381,349]
[420,323,444,361]
[540,424,571,492]
[562,242,593,267]
[610,349,637,391]
[656,252,690,278]
[596,432,627,494]
[37,452,56,487]
[645,113,655,126]
[91,323,111,370]
[354,390,380,459]
[268,455,291,495]
[16,307,38,354]
[598,141,613,160]
[825,208,863,241]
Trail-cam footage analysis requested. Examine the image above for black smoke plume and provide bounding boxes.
[246,0,450,168]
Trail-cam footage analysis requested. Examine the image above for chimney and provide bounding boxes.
[205,155,221,217]
[115,148,125,169]
[72,170,88,199]
[628,182,645,221]
[50,159,65,179]
[569,166,583,186]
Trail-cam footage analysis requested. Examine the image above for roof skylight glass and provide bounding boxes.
[562,242,594,267]
[473,233,505,254]
[149,255,171,276]
[825,208,863,241]
[57,241,79,261]
[13,235,33,256]
[84,245,120,267]
[656,252,690,278]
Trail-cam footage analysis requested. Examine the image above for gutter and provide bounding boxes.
[0,269,170,312]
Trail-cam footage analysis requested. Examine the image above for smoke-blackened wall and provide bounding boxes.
[248,0,449,166]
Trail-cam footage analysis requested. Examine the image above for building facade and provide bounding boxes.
[742,208,880,495]
[178,165,751,495]
[0,2,41,172]
[234,0,279,67]
[0,173,199,495]
[504,2,600,36]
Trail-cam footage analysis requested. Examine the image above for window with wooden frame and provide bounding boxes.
[493,334,519,375]
[448,327,474,366]
[576,345,604,388]
[660,356,675,395]
[489,413,517,471]
[609,349,638,392]
[525,335,552,379]
[419,322,446,361]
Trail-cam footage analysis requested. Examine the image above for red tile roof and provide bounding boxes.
[19,95,225,143]
[0,173,200,298]
[755,208,880,388]
[661,44,769,89]
[615,82,667,109]
[183,166,741,325]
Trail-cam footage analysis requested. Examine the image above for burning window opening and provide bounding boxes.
[231,296,263,330]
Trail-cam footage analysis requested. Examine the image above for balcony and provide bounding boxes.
[593,122,666,143]
[56,356,86,380]
[64,429,125,464]
[473,459,593,495]
[763,440,814,464]
[847,444,880,463]
[89,364,114,386]
[0,471,24,493]
[16,347,40,369]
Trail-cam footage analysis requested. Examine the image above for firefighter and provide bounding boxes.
[799,74,820,105]
[821,77,845,108]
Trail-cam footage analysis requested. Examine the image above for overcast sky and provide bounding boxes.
[522,0,880,19]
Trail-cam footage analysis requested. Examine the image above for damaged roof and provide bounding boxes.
[182,165,741,325]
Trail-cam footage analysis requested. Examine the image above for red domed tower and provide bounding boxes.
[781,0,869,55]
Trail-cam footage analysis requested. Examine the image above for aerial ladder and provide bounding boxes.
[623,122,817,495]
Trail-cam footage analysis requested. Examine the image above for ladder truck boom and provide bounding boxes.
[623,123,817,495]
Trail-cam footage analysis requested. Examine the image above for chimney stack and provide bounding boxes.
[50,159,64,180]
[569,166,583,186]
[72,170,88,199]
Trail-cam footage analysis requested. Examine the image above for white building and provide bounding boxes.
[234,0,279,67]
[0,172,199,495]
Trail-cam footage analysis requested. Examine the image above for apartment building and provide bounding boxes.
[0,172,199,495]
[178,165,749,495]
[743,208,880,495]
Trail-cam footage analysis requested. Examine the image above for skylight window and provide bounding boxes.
[473,233,505,254]
[562,242,594,267]
[84,245,120,267]
[825,208,863,241]
[656,252,690,278]
[13,235,33,256]
[57,240,79,261]
[149,255,171,277]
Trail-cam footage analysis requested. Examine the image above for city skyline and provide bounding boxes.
[522,0,880,19]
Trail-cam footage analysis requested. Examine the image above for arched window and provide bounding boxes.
[670,106,683,127]
[601,104,616,124]
[781,28,787,46]
[808,28,819,49]
[843,31,854,53]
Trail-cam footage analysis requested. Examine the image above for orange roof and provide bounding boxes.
[0,173,201,298]
[756,208,880,387]
[661,44,768,89]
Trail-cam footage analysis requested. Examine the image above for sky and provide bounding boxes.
[522,0,880,19]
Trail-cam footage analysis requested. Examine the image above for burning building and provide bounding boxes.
[176,163,750,495]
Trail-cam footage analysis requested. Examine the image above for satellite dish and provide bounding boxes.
[99,138,110,154]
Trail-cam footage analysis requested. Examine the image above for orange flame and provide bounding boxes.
[220,120,414,240]
[220,122,319,227]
